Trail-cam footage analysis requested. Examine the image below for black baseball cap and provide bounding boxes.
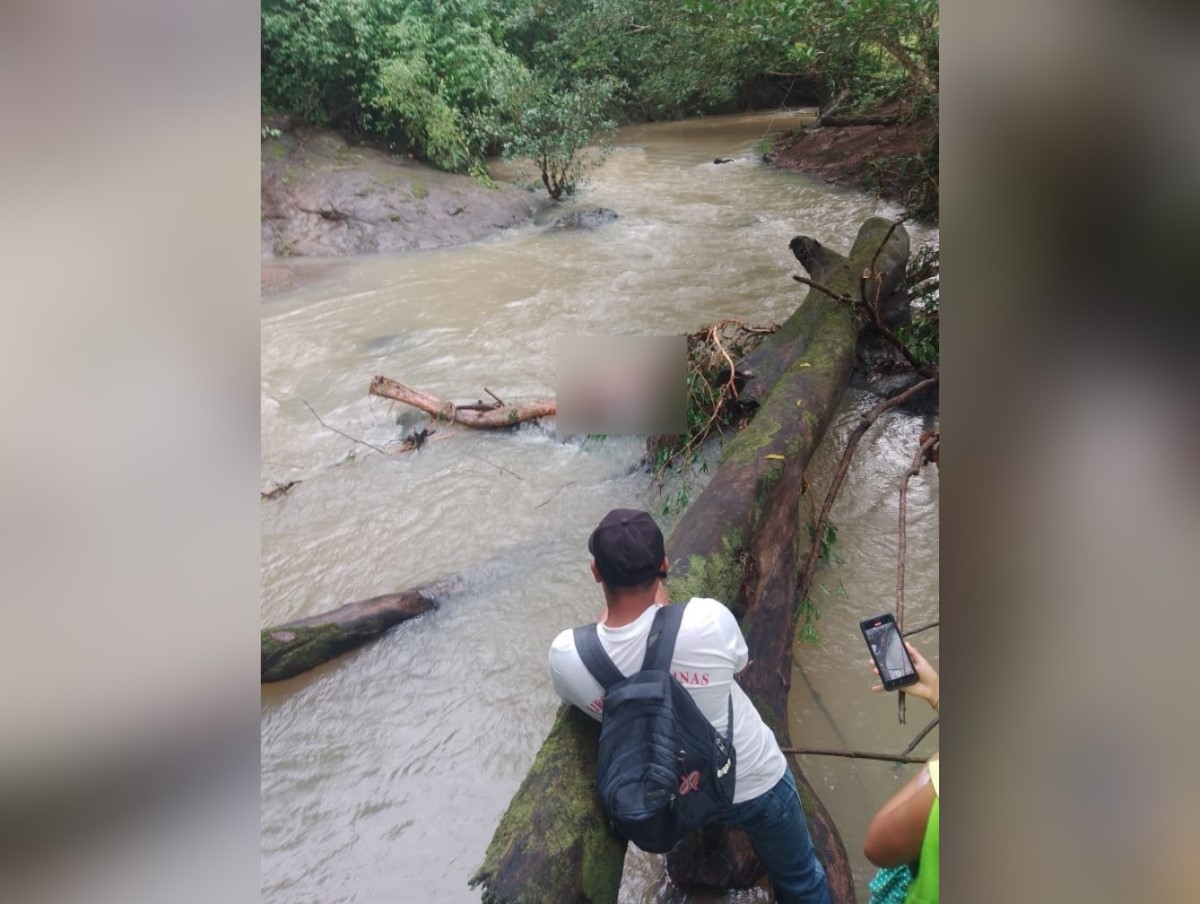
[588,509,667,587]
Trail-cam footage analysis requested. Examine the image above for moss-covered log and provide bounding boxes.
[469,706,625,903]
[736,216,909,408]
[473,217,908,903]
[666,410,852,901]
[262,588,442,683]
[664,218,905,902]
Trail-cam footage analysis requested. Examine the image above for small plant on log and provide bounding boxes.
[808,521,843,568]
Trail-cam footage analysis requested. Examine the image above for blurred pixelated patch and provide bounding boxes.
[556,335,686,436]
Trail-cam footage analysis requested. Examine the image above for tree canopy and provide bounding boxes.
[262,0,938,196]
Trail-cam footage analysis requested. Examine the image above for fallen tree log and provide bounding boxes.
[663,224,908,900]
[735,219,908,404]
[370,376,556,428]
[472,217,908,903]
[470,705,625,904]
[262,585,445,683]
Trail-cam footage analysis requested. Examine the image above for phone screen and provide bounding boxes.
[862,617,917,688]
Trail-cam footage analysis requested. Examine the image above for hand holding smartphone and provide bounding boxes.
[859,613,919,691]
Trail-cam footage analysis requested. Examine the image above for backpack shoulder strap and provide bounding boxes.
[642,602,687,672]
[572,624,625,691]
[645,603,736,747]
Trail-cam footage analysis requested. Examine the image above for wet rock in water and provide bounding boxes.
[713,157,735,164]
[552,208,618,230]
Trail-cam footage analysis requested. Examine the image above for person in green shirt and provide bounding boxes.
[864,640,939,904]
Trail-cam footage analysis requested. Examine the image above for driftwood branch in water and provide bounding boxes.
[465,452,524,481]
[369,376,556,428]
[261,480,299,500]
[781,747,926,765]
[473,217,910,904]
[260,426,453,504]
[262,585,446,682]
[303,400,391,455]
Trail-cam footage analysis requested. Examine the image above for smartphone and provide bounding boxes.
[859,613,919,691]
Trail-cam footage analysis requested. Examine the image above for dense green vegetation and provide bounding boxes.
[262,0,938,199]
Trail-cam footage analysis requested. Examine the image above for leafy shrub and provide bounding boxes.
[497,77,621,198]
[263,0,528,172]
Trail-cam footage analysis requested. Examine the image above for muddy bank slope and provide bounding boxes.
[261,119,547,291]
[766,106,937,217]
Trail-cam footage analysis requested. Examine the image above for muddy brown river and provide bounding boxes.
[261,110,938,903]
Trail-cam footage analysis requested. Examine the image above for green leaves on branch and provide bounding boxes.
[497,77,620,199]
[261,0,623,186]
[793,0,938,113]
[370,2,529,172]
[702,0,938,116]
[261,0,937,186]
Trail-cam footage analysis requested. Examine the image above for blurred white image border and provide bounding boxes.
[945,0,1200,900]
[0,0,1197,902]
[0,1,259,903]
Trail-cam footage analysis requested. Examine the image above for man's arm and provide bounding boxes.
[863,756,937,867]
[548,630,604,721]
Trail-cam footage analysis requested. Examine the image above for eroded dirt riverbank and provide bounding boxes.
[766,105,937,219]
[261,117,547,295]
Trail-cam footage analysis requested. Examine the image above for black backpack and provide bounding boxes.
[573,602,737,854]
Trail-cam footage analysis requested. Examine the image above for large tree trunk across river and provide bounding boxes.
[472,217,909,903]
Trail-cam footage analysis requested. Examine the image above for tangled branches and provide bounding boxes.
[646,319,777,494]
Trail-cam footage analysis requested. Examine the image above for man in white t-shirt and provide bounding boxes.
[549,509,831,904]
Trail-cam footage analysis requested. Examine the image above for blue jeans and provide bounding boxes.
[717,769,832,904]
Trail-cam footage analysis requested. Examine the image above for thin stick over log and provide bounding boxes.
[904,620,939,637]
[902,717,940,756]
[369,376,556,428]
[781,747,927,765]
